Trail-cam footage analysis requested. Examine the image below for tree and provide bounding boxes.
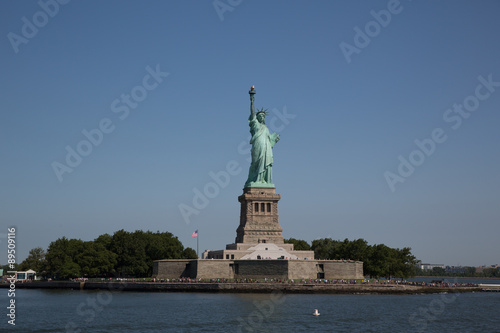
[109,229,189,277]
[431,267,446,276]
[144,231,187,275]
[145,231,184,261]
[482,268,500,278]
[110,230,149,277]
[94,233,113,249]
[45,237,84,279]
[365,244,391,278]
[182,248,198,259]
[1,263,19,274]
[18,247,46,273]
[75,241,117,277]
[311,237,419,279]
[311,238,339,259]
[284,238,311,251]
[463,266,476,277]
[38,229,214,278]
[392,247,418,278]
[340,238,369,261]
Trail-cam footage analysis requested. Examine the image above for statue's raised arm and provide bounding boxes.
[249,85,256,121]
[244,86,280,188]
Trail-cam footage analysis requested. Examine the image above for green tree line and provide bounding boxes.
[285,237,419,279]
[415,266,500,278]
[11,230,197,279]
[10,233,495,280]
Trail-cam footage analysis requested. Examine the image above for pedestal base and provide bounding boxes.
[235,187,283,244]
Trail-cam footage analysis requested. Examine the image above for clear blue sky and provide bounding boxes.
[1,0,499,267]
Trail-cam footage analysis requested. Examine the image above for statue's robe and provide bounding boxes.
[245,114,274,187]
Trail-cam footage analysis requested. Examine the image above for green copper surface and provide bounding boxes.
[244,87,280,188]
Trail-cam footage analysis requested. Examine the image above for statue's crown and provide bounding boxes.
[256,108,268,116]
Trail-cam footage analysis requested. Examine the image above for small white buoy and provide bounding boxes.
[313,309,320,316]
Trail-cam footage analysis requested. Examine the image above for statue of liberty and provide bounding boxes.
[245,86,280,188]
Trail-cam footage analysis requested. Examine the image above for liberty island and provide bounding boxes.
[154,87,363,280]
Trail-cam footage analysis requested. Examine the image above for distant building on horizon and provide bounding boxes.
[446,266,466,274]
[476,264,500,274]
[420,263,445,271]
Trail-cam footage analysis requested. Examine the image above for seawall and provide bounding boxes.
[1,281,496,294]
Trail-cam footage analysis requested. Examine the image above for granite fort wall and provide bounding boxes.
[153,260,195,278]
[154,259,363,280]
[234,260,288,279]
[321,261,364,279]
[288,261,317,279]
[196,260,233,279]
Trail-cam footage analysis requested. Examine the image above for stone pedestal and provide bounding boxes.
[235,187,284,244]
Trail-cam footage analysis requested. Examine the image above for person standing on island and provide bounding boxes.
[245,86,280,188]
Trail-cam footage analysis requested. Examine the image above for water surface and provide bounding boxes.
[2,286,499,332]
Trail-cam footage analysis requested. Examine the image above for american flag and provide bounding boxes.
[191,230,198,238]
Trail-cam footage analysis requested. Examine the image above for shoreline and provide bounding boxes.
[2,281,498,294]
[413,276,500,280]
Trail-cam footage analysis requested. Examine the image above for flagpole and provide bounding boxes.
[197,233,199,258]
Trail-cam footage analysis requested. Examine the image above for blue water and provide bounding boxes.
[2,288,500,332]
